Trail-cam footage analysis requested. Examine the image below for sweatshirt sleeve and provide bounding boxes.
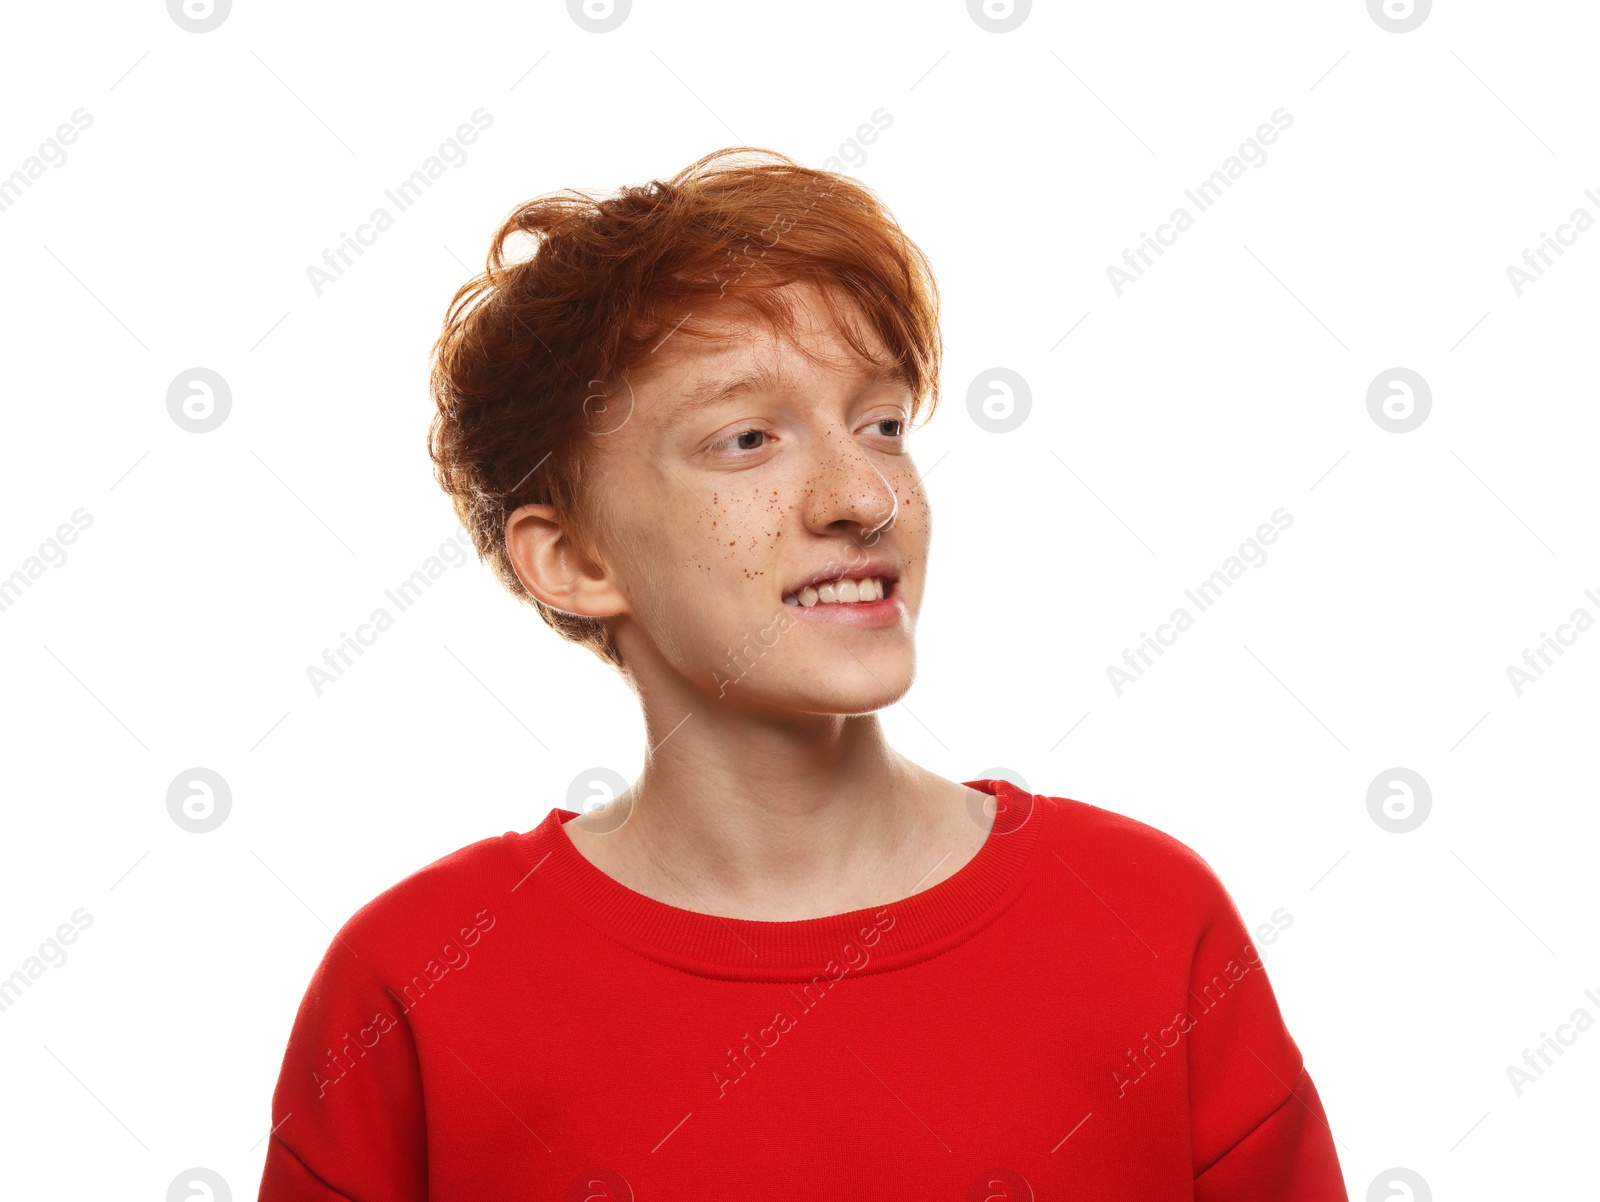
[1181,867,1348,1201]
[1193,1066,1345,1201]
[256,927,428,1202]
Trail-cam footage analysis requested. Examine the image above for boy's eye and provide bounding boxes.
[710,428,767,453]
[708,418,904,455]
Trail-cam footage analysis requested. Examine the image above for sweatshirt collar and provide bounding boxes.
[510,777,1045,981]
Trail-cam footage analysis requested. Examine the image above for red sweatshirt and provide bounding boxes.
[257,779,1347,1200]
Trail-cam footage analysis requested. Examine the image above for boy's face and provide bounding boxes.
[584,281,931,714]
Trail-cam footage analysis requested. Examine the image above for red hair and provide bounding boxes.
[426,146,943,668]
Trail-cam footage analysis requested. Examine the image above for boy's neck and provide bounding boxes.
[560,746,995,922]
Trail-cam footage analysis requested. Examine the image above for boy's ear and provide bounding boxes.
[504,503,627,619]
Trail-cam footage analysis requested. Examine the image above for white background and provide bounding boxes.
[1,0,1596,1197]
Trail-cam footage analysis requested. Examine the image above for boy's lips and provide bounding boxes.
[779,577,904,628]
[778,555,900,601]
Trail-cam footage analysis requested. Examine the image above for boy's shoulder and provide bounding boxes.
[327,827,531,970]
[1030,790,1239,919]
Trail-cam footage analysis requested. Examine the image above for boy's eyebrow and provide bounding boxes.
[666,362,908,427]
[674,362,785,418]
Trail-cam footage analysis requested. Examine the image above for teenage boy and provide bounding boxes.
[257,148,1348,1200]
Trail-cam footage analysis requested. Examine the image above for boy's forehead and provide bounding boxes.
[637,322,905,425]
[646,352,907,430]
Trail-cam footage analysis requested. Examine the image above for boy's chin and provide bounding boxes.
[719,662,915,714]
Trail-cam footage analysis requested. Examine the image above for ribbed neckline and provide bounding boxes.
[507,777,1046,981]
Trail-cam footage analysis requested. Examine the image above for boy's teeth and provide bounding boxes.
[782,576,886,606]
